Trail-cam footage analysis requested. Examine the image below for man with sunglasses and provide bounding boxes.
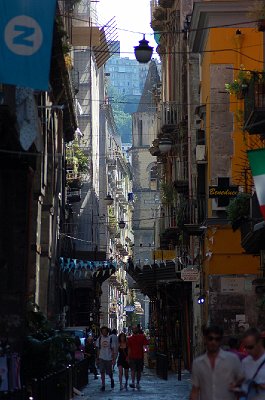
[240,328,265,399]
[190,325,244,400]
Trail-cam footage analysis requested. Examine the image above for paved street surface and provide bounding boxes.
[74,368,191,400]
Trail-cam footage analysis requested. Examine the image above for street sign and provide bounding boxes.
[181,266,199,282]
[124,305,135,312]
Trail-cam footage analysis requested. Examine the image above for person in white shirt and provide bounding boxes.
[190,325,244,400]
[240,328,265,399]
[96,326,115,392]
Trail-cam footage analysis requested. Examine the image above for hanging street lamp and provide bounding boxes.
[134,35,153,63]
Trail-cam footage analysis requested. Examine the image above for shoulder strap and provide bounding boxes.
[252,357,265,381]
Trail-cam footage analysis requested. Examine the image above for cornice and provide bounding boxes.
[189,1,256,53]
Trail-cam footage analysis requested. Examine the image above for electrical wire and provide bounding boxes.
[62,13,263,36]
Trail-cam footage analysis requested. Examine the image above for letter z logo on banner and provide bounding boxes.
[0,0,56,90]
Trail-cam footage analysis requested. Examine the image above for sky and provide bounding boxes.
[97,0,157,59]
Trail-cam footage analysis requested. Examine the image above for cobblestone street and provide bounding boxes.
[74,368,191,400]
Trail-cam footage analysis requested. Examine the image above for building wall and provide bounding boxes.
[131,111,160,265]
[194,9,263,330]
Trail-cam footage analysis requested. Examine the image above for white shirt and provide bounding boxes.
[242,353,265,400]
[96,335,113,361]
[192,349,244,400]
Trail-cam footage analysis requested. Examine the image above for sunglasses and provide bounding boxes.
[207,336,222,342]
[245,344,256,350]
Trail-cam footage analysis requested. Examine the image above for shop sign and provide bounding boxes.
[181,266,199,282]
[221,277,245,293]
[209,186,239,198]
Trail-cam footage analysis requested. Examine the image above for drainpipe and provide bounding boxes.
[186,41,193,202]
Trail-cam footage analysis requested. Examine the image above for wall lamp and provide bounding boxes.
[158,138,172,153]
[134,34,153,63]
[197,295,205,305]
[104,194,114,206]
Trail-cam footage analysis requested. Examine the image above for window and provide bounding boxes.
[138,120,143,146]
[150,165,158,191]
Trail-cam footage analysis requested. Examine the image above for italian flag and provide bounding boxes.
[247,148,265,220]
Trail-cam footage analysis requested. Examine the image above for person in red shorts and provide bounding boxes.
[127,325,149,390]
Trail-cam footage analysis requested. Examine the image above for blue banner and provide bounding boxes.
[0,0,56,90]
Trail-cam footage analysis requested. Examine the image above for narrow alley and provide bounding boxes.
[74,369,191,400]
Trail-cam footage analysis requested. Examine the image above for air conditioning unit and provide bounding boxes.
[196,145,207,163]
[212,198,226,211]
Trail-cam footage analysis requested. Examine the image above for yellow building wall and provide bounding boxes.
[201,28,264,193]
[204,227,260,275]
[200,27,263,277]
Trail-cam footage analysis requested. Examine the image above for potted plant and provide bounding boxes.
[225,66,251,98]
[226,193,251,231]
[248,1,265,31]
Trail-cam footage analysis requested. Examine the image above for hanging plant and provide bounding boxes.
[225,65,251,98]
[160,182,176,205]
[226,193,251,231]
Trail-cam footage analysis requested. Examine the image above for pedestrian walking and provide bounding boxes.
[95,326,115,392]
[239,327,265,399]
[228,337,246,361]
[190,325,244,400]
[117,332,129,390]
[127,325,148,390]
[109,329,119,370]
[84,336,98,379]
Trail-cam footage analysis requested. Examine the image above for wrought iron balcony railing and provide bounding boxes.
[244,79,265,134]
[159,102,181,135]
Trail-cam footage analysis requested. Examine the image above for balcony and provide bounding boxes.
[150,0,166,31]
[67,188,81,203]
[182,198,206,236]
[244,79,265,134]
[159,102,180,136]
[107,157,117,170]
[153,6,167,20]
[159,0,174,7]
[240,193,265,254]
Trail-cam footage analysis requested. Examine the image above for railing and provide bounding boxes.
[160,102,180,129]
[30,359,88,400]
[70,68,79,95]
[244,78,265,134]
[151,0,159,16]
[182,198,206,226]
[73,359,89,390]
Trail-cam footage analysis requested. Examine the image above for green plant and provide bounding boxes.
[66,140,89,174]
[226,193,251,231]
[160,182,176,205]
[225,66,251,96]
